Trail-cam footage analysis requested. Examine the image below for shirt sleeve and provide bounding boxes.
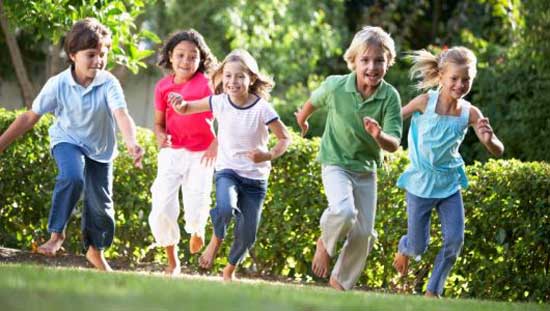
[209,94,222,118]
[382,90,403,140]
[106,77,127,111]
[261,100,279,125]
[309,77,333,109]
[31,77,59,115]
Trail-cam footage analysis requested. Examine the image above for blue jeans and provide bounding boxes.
[398,191,464,296]
[49,143,115,250]
[211,169,267,265]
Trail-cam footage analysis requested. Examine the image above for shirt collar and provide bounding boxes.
[344,72,388,101]
[64,66,109,88]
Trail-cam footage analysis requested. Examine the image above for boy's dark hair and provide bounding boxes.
[158,29,217,74]
[64,18,112,64]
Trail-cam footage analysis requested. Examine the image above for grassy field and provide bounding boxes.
[0,263,546,311]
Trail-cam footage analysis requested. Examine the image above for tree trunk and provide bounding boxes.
[0,0,36,109]
[47,42,64,77]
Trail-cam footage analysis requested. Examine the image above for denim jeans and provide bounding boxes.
[49,143,115,250]
[211,169,267,265]
[398,191,465,295]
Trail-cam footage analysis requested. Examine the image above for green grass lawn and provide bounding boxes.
[0,263,546,311]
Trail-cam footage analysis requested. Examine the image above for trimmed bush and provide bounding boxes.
[0,108,548,302]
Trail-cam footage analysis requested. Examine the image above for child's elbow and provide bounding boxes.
[493,146,504,157]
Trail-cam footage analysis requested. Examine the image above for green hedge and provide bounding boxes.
[1,108,549,303]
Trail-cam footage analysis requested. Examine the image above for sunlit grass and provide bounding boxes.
[0,263,546,311]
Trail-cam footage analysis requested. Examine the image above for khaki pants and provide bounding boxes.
[320,165,377,290]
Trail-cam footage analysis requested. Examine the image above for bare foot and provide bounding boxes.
[85,246,112,272]
[329,276,345,291]
[312,238,330,278]
[223,264,236,282]
[199,235,222,269]
[165,245,180,276]
[425,291,440,298]
[189,233,204,254]
[392,252,409,276]
[36,232,65,256]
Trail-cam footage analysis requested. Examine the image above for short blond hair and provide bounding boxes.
[343,26,396,71]
[409,46,477,91]
[211,49,274,100]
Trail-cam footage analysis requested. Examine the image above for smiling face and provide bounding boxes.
[439,63,475,101]
[354,44,388,97]
[169,40,200,83]
[222,61,254,103]
[69,43,109,87]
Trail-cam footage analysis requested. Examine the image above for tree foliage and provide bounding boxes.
[3,0,160,73]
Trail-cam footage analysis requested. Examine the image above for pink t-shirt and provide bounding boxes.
[154,72,215,151]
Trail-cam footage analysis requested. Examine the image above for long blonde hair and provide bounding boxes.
[409,46,477,91]
[210,49,274,100]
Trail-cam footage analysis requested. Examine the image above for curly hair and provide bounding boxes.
[157,29,217,74]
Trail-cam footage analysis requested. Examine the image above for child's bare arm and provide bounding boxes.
[470,106,504,157]
[0,111,41,153]
[295,100,316,137]
[246,120,292,163]
[168,92,210,115]
[363,116,400,152]
[402,93,429,120]
[267,119,292,160]
[153,110,171,148]
[113,108,144,168]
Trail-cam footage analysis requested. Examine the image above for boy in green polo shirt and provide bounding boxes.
[295,26,402,290]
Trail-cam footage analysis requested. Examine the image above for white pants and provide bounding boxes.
[320,165,378,290]
[149,148,214,247]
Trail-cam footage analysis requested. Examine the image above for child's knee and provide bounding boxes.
[445,236,464,254]
[213,203,235,220]
[324,203,357,227]
[410,240,429,257]
[59,173,84,189]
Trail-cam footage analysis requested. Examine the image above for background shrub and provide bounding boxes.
[1,108,548,302]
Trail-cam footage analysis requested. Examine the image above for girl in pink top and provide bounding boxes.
[148,30,218,275]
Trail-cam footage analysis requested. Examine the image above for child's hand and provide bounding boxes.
[363,116,381,138]
[294,109,309,137]
[128,144,144,169]
[246,149,272,163]
[476,117,494,144]
[201,140,217,167]
[168,92,188,113]
[156,133,172,148]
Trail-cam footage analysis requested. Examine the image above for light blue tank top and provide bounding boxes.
[397,90,470,198]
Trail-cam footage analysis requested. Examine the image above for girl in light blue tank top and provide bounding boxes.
[396,89,470,198]
[393,47,504,297]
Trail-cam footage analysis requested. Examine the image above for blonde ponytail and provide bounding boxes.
[409,46,478,91]
[409,49,441,91]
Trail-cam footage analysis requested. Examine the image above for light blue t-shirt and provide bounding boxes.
[31,68,127,163]
[397,90,470,198]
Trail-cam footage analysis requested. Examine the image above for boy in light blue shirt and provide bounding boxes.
[0,18,144,271]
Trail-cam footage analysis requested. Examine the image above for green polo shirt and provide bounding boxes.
[311,72,402,172]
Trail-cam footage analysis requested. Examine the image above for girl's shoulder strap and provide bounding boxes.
[425,89,439,114]
[459,99,472,124]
